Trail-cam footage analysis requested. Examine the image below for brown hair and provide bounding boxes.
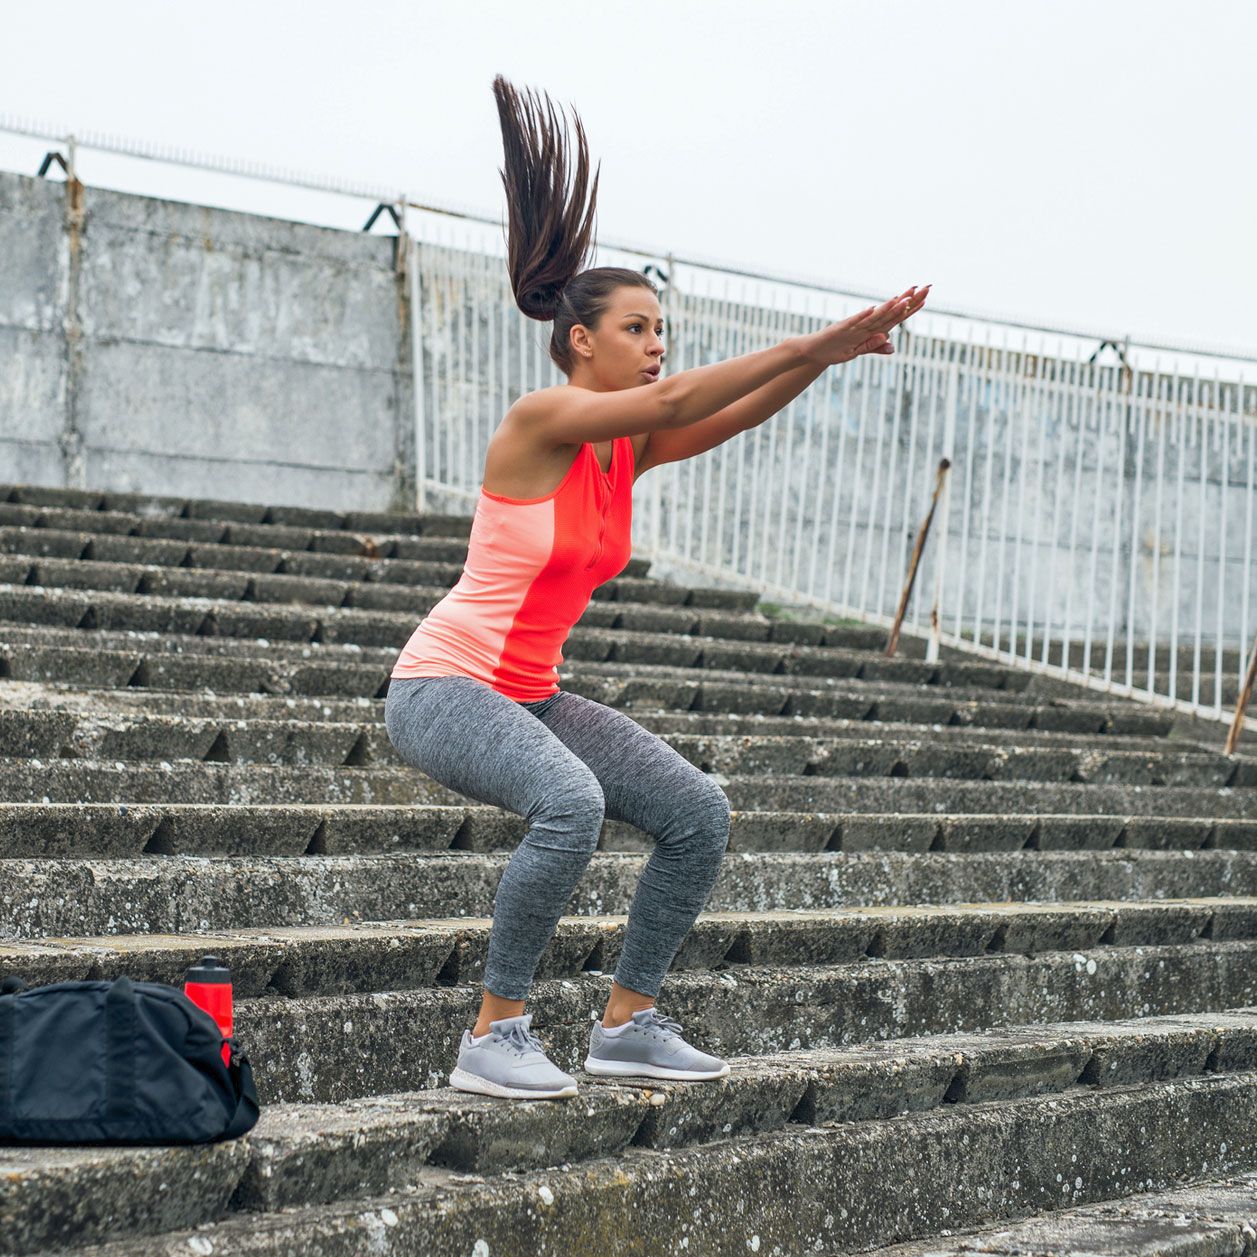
[491,74,658,376]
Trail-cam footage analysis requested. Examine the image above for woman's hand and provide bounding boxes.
[798,285,931,366]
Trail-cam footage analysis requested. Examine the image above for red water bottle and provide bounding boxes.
[183,954,234,1068]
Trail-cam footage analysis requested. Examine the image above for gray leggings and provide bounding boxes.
[383,675,731,1001]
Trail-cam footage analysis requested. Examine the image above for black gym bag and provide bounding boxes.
[0,973,260,1144]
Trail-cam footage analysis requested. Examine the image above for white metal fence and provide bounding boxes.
[409,236,1257,732]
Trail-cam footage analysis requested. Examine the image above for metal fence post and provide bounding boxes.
[926,349,960,663]
[409,232,427,515]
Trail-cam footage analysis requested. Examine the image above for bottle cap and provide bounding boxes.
[185,954,232,984]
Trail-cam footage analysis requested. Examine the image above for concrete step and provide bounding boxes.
[122,945,1257,1101]
[0,518,524,571]
[39,1072,1257,1256]
[1,628,1175,734]
[199,1007,1257,1179]
[0,525,777,618]
[5,899,1256,996]
[0,577,774,649]
[6,751,1257,820]
[0,581,1043,691]
[1,487,1244,676]
[4,484,1247,688]
[0,480,478,536]
[0,525,990,664]
[5,1010,1257,1253]
[0,685,1205,758]
[0,1139,252,1257]
[5,944,1257,1106]
[11,545,752,621]
[3,706,1244,784]
[0,680,1188,759]
[868,1168,1257,1256]
[4,850,1257,939]
[6,800,1256,859]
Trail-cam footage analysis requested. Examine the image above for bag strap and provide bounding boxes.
[104,976,137,1122]
[221,1044,261,1139]
[0,996,12,1129]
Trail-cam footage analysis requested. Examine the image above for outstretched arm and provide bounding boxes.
[635,284,929,477]
[635,356,828,475]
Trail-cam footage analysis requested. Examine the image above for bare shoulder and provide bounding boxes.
[501,389,570,450]
[510,385,579,420]
[482,398,569,500]
[491,400,561,464]
[503,388,651,478]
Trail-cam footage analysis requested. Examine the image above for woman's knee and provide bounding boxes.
[683,779,734,869]
[526,777,606,856]
[703,785,733,854]
[677,780,731,860]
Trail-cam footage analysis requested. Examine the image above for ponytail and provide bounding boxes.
[492,74,657,375]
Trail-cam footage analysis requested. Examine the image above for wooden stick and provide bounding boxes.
[1224,631,1257,756]
[886,458,951,658]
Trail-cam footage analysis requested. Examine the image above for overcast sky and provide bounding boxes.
[2,0,1253,366]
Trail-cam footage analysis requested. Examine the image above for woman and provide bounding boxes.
[384,74,930,1100]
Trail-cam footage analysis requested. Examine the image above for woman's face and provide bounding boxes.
[569,287,666,392]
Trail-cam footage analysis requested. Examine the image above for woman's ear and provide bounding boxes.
[569,323,593,359]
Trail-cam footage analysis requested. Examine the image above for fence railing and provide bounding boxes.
[410,236,1257,734]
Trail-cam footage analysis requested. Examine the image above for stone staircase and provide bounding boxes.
[2,479,1257,1256]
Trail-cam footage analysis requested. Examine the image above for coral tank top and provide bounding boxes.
[389,436,635,702]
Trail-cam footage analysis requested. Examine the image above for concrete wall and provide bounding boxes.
[0,169,414,512]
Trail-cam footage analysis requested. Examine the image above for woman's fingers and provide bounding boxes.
[883,284,930,327]
[900,286,930,320]
[871,302,909,331]
[861,295,904,327]
[847,285,930,338]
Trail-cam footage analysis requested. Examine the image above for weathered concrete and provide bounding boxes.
[0,633,1177,747]
[37,1076,1257,1256]
[4,481,1257,1253]
[5,1018,1257,1253]
[6,850,1257,938]
[2,900,1254,995]
[0,172,414,511]
[32,944,1251,1104]
[0,582,1038,686]
[869,1171,1257,1255]
[0,666,1184,754]
[2,801,1254,860]
[0,1140,250,1256]
[1,707,1246,791]
[5,485,1242,695]
[0,703,1210,770]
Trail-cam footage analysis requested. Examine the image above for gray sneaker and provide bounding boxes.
[584,1008,730,1081]
[449,1013,578,1100]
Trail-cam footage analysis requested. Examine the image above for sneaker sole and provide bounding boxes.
[449,1066,578,1100]
[582,1055,731,1081]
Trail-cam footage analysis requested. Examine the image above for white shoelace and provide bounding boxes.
[495,1020,547,1056]
[637,1009,685,1039]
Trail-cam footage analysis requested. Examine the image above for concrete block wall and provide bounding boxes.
[0,169,415,512]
